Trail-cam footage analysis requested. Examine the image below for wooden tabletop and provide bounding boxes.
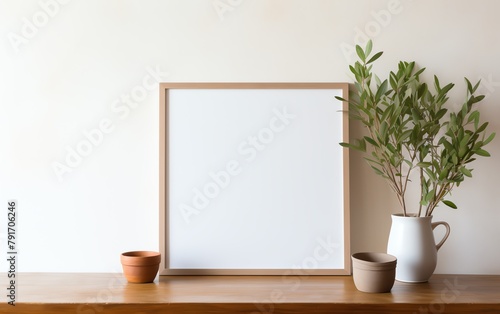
[2,273,500,313]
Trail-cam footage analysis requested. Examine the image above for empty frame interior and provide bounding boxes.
[160,83,349,275]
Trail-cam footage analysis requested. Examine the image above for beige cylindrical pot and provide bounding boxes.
[352,252,397,293]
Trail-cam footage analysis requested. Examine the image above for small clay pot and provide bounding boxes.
[352,252,397,293]
[120,251,161,283]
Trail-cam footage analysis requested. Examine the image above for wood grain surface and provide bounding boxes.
[2,273,499,313]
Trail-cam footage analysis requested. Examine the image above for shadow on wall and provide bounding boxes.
[348,88,397,254]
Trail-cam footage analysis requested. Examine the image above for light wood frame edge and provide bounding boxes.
[159,82,350,275]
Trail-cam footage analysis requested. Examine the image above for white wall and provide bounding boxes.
[0,0,499,274]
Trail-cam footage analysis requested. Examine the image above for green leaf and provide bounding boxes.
[365,40,373,57]
[400,129,413,141]
[475,149,491,157]
[404,159,413,168]
[424,189,435,202]
[367,51,383,64]
[465,77,473,92]
[467,110,479,124]
[349,65,357,76]
[356,45,366,62]
[442,200,458,209]
[460,167,473,177]
[434,75,441,90]
[460,133,471,150]
[441,139,453,152]
[483,132,496,145]
[411,108,421,122]
[464,157,476,164]
[364,157,383,166]
[380,121,388,140]
[473,95,485,103]
[435,108,448,120]
[375,80,388,101]
[364,136,379,147]
[425,168,437,181]
[458,141,468,158]
[472,79,481,93]
[371,165,385,176]
[476,122,489,133]
[417,162,432,168]
[438,168,448,181]
[340,140,366,152]
[386,143,397,154]
[440,82,454,96]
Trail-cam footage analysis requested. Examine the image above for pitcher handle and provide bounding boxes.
[432,221,450,251]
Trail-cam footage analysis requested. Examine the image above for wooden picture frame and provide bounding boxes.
[159,83,350,275]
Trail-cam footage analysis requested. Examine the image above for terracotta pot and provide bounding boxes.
[352,252,397,293]
[120,251,161,283]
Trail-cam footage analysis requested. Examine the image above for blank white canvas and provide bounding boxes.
[167,88,345,270]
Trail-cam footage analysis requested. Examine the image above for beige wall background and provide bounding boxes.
[0,0,499,274]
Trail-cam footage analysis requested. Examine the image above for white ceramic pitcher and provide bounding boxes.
[387,214,450,283]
